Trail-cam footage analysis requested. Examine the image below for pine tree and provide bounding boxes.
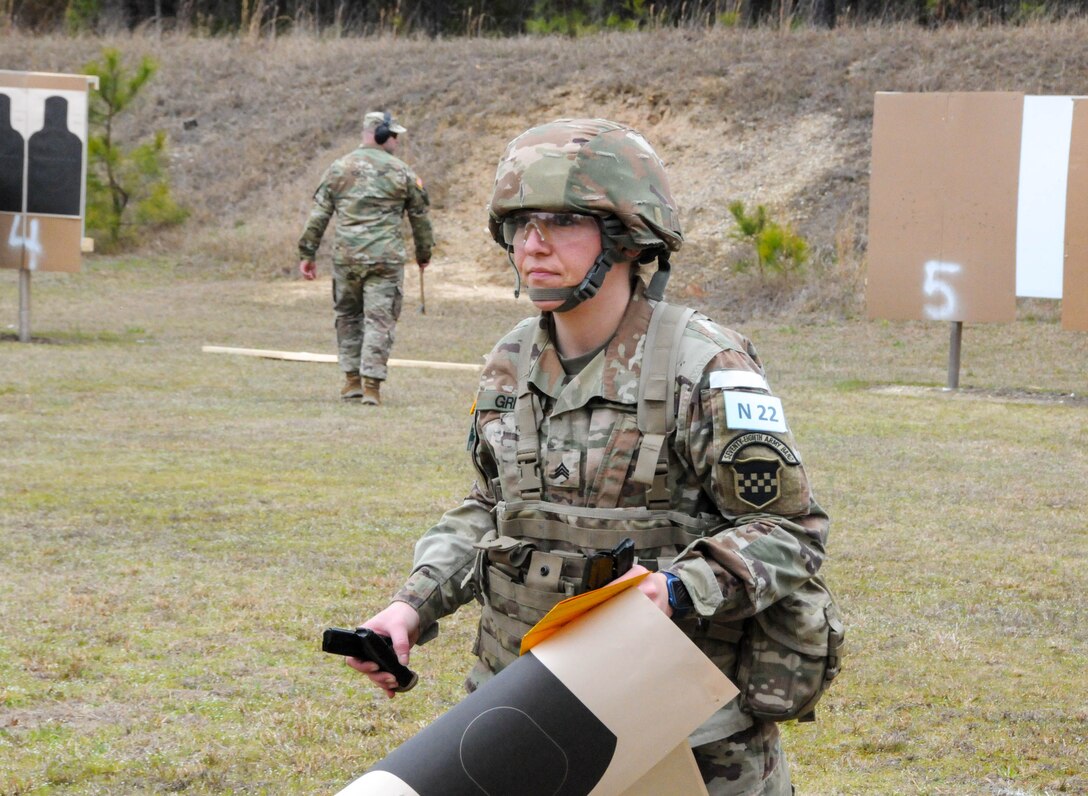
[83,47,186,249]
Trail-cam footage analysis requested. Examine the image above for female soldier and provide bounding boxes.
[351,118,841,795]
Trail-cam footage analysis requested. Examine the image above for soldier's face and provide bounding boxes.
[513,212,602,309]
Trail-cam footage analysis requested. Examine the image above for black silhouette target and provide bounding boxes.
[459,707,570,794]
[371,652,616,795]
[0,93,24,212]
[26,96,82,216]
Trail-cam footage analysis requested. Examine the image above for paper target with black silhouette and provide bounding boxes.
[361,651,614,796]
[0,70,92,273]
[335,586,737,796]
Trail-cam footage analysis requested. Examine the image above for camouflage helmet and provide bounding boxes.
[487,118,683,256]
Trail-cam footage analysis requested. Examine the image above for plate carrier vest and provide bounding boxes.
[470,300,843,739]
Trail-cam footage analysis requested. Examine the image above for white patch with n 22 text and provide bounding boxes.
[724,392,788,433]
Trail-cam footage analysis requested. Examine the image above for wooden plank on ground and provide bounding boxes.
[202,345,481,371]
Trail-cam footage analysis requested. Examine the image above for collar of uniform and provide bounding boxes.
[526,278,652,415]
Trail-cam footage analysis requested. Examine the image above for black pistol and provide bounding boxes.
[582,536,636,592]
[322,627,418,692]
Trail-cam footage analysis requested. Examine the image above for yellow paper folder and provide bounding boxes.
[520,572,648,655]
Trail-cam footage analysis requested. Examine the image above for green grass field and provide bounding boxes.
[2,257,1086,795]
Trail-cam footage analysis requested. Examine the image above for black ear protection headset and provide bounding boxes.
[374,111,393,145]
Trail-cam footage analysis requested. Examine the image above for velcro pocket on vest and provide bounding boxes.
[488,566,568,625]
[524,551,563,592]
[475,535,537,580]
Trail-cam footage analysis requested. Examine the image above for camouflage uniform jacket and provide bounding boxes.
[297,144,433,268]
[393,278,830,742]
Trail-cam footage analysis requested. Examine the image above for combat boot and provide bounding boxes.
[361,377,382,406]
[341,372,364,401]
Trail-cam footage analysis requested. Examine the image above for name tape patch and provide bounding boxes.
[475,390,517,412]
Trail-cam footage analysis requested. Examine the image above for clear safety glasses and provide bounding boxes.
[500,211,599,247]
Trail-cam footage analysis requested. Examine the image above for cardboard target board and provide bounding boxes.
[0,70,94,273]
[1063,99,1088,332]
[867,92,1022,325]
[867,91,1088,332]
[336,585,738,796]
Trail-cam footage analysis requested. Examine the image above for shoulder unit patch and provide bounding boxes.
[733,457,781,509]
[720,432,800,466]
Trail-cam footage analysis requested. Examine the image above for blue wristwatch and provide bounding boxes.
[663,572,693,619]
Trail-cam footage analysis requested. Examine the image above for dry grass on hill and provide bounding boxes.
[5,21,1088,317]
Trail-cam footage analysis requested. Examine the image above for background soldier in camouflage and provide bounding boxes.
[349,119,841,795]
[298,110,433,405]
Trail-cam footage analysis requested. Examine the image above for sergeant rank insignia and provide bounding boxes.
[732,457,781,509]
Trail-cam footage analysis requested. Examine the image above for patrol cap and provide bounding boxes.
[363,110,407,135]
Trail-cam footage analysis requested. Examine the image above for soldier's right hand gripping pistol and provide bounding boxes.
[321,627,418,692]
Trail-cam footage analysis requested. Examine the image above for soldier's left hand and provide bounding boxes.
[613,565,671,617]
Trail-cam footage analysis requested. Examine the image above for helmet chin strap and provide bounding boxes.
[644,251,672,301]
[525,249,619,312]
[525,250,672,308]
[506,213,669,311]
[525,286,573,301]
[506,249,522,299]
